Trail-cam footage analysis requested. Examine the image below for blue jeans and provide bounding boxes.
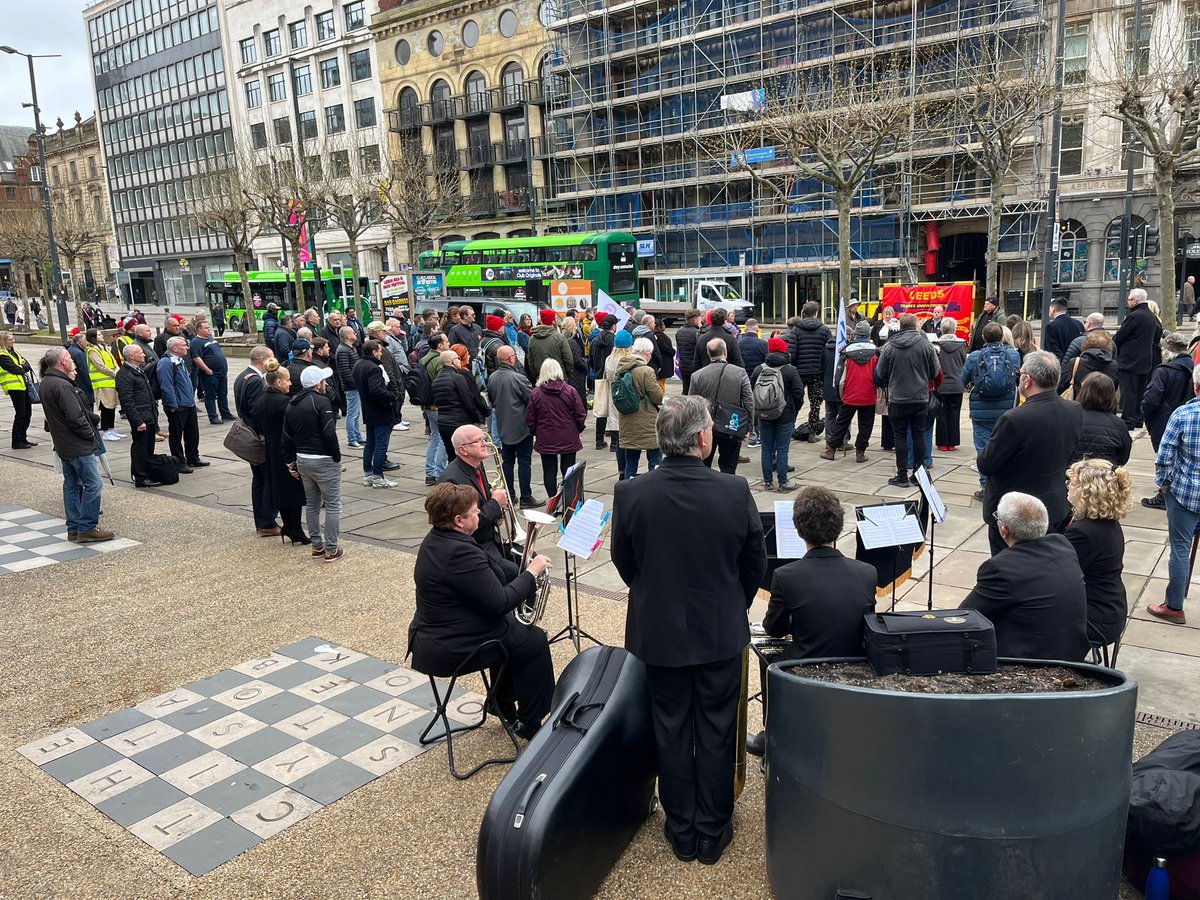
[344,389,363,444]
[906,418,935,471]
[425,409,447,478]
[972,419,995,486]
[623,448,662,479]
[363,423,392,478]
[61,454,102,534]
[200,372,231,422]
[1165,491,1200,611]
[759,417,794,485]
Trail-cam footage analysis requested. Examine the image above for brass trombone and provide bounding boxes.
[514,510,557,625]
[480,433,525,549]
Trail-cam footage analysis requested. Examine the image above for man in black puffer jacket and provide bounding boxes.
[431,349,490,458]
[675,309,701,395]
[790,301,832,437]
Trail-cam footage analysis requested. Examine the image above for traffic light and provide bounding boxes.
[1145,226,1160,256]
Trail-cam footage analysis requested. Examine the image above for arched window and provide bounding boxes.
[465,70,487,114]
[1057,219,1088,283]
[398,86,418,110]
[440,234,465,247]
[431,79,451,104]
[500,63,524,105]
[1104,215,1148,283]
[397,86,419,130]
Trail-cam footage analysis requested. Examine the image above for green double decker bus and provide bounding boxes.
[205,269,372,331]
[417,232,639,305]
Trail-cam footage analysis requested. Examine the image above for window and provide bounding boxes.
[359,144,380,173]
[1125,13,1152,76]
[1190,6,1200,65]
[349,49,371,81]
[1064,24,1088,86]
[268,72,287,102]
[1105,216,1148,282]
[89,157,97,177]
[1121,120,1143,169]
[1059,117,1084,176]
[299,110,318,139]
[304,156,322,179]
[1057,220,1088,283]
[93,195,104,221]
[245,79,262,108]
[499,9,518,38]
[315,11,335,41]
[539,1,557,26]
[250,122,268,148]
[293,65,312,95]
[70,161,79,181]
[238,36,257,65]
[354,97,376,128]
[289,20,307,50]
[394,39,411,65]
[274,116,291,144]
[344,0,365,30]
[320,57,340,88]
[427,30,444,57]
[325,103,346,133]
[52,166,60,185]
[264,29,281,56]
[330,150,350,178]
[462,20,479,48]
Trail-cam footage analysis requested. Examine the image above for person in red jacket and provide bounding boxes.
[823,321,879,463]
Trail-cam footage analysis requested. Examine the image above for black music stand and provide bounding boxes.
[546,462,601,653]
[854,500,924,611]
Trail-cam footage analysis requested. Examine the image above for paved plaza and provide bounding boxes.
[0,367,1196,895]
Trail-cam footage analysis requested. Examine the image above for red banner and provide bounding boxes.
[880,283,975,339]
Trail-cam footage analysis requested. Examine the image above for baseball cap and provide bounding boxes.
[267,302,280,311]
[301,365,333,389]
[291,338,312,354]
[69,326,81,337]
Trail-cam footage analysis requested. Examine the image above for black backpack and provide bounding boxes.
[405,361,434,406]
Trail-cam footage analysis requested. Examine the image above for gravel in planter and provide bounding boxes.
[786,660,1115,694]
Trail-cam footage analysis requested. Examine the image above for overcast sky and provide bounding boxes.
[0,0,95,133]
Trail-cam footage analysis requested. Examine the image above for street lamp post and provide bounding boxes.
[1,46,69,344]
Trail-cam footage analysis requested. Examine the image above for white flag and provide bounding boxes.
[835,296,848,356]
[595,290,631,330]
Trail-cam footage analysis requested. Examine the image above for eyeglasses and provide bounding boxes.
[465,437,488,447]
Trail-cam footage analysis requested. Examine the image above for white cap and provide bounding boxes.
[301,366,333,389]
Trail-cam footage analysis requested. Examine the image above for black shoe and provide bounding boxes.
[221,415,236,422]
[1142,493,1167,510]
[910,475,921,486]
[787,464,795,473]
[972,489,984,501]
[425,475,437,486]
[595,440,608,450]
[134,480,163,488]
[697,826,732,865]
[746,729,765,758]
[209,419,221,425]
[177,463,194,474]
[514,721,541,742]
[665,822,697,863]
[887,474,910,488]
[13,441,37,449]
[188,459,211,467]
[518,497,544,509]
[382,461,401,471]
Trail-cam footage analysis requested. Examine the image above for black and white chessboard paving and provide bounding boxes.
[18,637,482,876]
[0,506,140,574]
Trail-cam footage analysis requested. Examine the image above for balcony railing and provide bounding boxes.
[386,106,421,132]
[467,192,497,217]
[490,84,525,111]
[455,91,492,118]
[461,145,495,168]
[431,150,458,173]
[493,139,527,163]
[421,99,454,126]
[497,188,531,213]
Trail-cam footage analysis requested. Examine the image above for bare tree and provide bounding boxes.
[193,154,264,335]
[1100,8,1200,325]
[0,208,49,329]
[379,136,467,266]
[953,36,1055,299]
[50,203,105,328]
[244,147,320,311]
[724,56,914,303]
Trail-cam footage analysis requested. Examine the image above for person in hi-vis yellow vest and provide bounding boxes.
[86,328,123,442]
[0,331,36,449]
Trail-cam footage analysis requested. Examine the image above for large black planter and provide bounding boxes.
[765,658,1137,900]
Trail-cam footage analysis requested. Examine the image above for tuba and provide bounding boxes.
[514,510,557,625]
[480,434,525,550]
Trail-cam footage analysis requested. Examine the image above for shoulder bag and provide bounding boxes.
[224,417,265,465]
[711,365,751,439]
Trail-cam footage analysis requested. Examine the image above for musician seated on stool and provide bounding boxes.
[437,423,517,581]
[409,483,555,741]
[747,486,877,757]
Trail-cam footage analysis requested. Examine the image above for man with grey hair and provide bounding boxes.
[157,335,206,472]
[1113,286,1163,428]
[960,491,1088,661]
[1058,312,1107,391]
[335,324,364,447]
[978,349,1082,555]
[687,336,754,475]
[115,343,161,488]
[612,394,766,865]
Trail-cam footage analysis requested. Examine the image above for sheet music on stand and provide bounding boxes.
[556,498,608,560]
[857,503,925,550]
[773,501,807,559]
[914,466,947,525]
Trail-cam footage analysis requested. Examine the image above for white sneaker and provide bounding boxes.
[371,476,397,488]
[393,421,410,431]
[969,462,979,473]
[103,430,123,441]
[362,474,374,486]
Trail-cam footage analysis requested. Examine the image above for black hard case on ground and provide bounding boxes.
[864,609,998,675]
[477,645,657,900]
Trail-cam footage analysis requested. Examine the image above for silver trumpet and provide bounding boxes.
[514,510,557,625]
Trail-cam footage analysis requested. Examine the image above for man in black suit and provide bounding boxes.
[234,346,280,537]
[969,296,1000,351]
[114,344,161,488]
[1043,298,1085,361]
[410,483,553,740]
[978,350,1083,555]
[960,491,1088,661]
[612,395,766,866]
[437,423,515,578]
[1113,287,1164,428]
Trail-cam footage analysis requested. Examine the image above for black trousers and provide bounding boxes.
[9,390,31,447]
[167,406,200,463]
[646,653,742,844]
[704,432,742,474]
[880,414,894,450]
[438,425,457,461]
[935,392,963,447]
[250,462,277,528]
[99,403,115,430]
[539,451,577,499]
[129,423,155,482]
[889,401,927,477]
[487,620,554,732]
[828,403,876,452]
[1119,369,1149,427]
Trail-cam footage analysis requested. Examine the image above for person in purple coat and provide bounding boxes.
[525,358,587,500]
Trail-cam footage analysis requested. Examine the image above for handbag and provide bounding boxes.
[24,373,40,404]
[926,390,943,420]
[1061,357,1082,401]
[223,417,265,465]
[711,365,751,438]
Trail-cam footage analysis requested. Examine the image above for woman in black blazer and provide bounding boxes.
[409,484,554,739]
[257,361,308,544]
[1066,459,1133,647]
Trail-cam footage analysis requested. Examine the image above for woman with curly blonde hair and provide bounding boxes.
[1066,459,1133,647]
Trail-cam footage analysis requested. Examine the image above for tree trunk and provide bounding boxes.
[836,187,853,314]
[348,234,362,315]
[1155,169,1178,327]
[43,285,55,333]
[987,178,1003,303]
[291,238,306,313]
[236,252,258,337]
